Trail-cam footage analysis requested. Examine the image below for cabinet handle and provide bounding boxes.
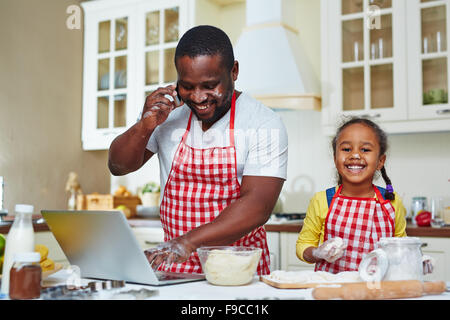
[421,243,428,248]
[436,109,450,115]
[360,113,381,119]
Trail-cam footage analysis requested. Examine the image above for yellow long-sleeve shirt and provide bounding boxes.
[296,187,407,263]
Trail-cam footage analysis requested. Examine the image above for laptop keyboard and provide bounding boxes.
[156,272,186,281]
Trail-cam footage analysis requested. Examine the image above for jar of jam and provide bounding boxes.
[9,252,42,299]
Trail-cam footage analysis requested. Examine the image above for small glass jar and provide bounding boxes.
[9,252,42,300]
[411,196,427,223]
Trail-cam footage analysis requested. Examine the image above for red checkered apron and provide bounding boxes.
[315,185,395,273]
[158,92,271,275]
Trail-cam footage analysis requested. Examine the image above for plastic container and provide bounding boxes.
[9,252,42,300]
[197,246,262,286]
[1,204,35,294]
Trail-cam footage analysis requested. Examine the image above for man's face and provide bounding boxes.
[175,54,238,129]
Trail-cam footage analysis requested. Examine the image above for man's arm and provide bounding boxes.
[108,121,155,176]
[108,85,180,176]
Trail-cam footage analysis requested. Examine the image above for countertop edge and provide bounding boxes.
[2,219,450,238]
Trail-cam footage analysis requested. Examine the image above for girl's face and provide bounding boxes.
[334,123,386,188]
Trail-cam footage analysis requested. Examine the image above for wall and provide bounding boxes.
[0,0,110,215]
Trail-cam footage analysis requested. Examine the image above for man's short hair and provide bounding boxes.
[175,25,235,71]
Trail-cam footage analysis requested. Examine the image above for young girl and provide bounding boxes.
[296,117,407,273]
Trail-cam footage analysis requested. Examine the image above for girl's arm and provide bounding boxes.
[296,192,327,263]
[392,192,407,237]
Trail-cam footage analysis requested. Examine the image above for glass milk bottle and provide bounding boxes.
[1,204,35,295]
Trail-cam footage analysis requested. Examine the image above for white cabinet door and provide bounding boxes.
[81,1,138,150]
[419,236,450,282]
[135,0,191,111]
[321,0,450,134]
[266,231,280,272]
[407,0,450,121]
[323,0,408,128]
[280,232,315,271]
[81,0,192,150]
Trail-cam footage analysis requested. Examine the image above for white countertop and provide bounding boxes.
[42,270,450,301]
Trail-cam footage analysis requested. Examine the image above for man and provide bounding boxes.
[108,25,287,275]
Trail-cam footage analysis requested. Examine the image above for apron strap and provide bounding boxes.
[326,187,336,208]
[375,185,386,201]
[373,184,388,204]
[323,185,342,242]
[373,185,395,232]
[182,112,193,143]
[229,91,236,147]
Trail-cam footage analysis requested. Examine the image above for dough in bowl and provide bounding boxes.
[204,249,260,286]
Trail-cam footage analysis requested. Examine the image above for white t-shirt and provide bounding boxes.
[147,92,288,194]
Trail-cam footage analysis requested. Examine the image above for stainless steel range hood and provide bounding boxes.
[234,0,321,110]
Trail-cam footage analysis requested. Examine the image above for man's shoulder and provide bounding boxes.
[236,92,284,128]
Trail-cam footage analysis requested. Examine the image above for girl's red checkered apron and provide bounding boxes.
[315,185,395,273]
[158,92,271,275]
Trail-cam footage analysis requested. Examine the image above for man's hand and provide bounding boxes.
[144,236,196,271]
[141,84,183,129]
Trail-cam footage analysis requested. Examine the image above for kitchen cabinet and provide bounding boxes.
[420,236,450,282]
[80,0,192,150]
[279,232,315,271]
[321,0,450,135]
[266,231,281,272]
[407,1,450,120]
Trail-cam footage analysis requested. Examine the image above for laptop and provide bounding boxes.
[41,210,205,286]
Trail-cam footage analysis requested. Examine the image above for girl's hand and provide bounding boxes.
[312,237,346,263]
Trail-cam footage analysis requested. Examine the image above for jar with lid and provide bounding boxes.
[9,252,42,300]
[411,197,427,224]
[359,237,424,282]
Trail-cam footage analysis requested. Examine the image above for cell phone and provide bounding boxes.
[174,84,182,107]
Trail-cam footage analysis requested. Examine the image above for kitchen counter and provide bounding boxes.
[35,269,450,301]
[1,217,450,238]
[0,219,49,234]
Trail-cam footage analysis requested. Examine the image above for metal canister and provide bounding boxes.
[411,197,427,224]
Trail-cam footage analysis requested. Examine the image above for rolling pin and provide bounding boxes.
[312,280,446,300]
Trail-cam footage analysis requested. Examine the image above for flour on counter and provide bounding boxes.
[264,270,361,284]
